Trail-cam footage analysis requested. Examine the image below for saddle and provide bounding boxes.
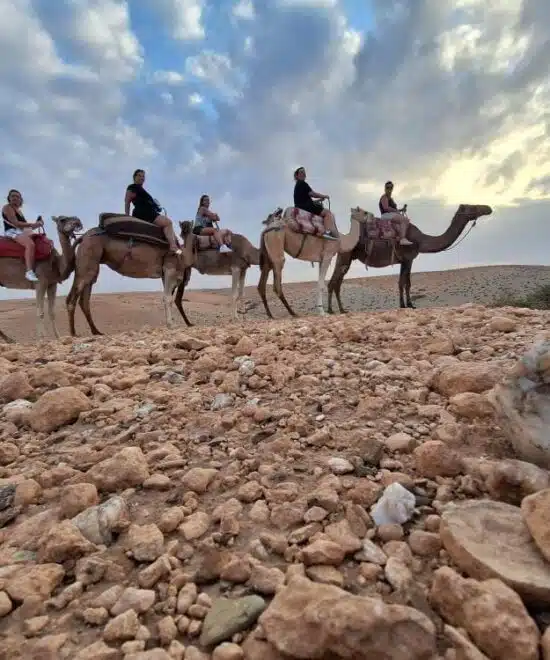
[195,235,221,251]
[365,216,400,241]
[0,234,54,261]
[98,213,169,249]
[284,207,325,236]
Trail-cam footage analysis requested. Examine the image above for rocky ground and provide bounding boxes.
[1,264,549,341]
[0,303,549,659]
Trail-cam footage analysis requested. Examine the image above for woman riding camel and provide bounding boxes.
[193,194,232,253]
[124,169,182,255]
[2,189,44,282]
[379,181,413,246]
[293,167,337,240]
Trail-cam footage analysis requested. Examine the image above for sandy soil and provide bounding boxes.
[1,264,549,342]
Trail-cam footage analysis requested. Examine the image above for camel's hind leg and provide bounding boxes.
[272,261,297,317]
[162,269,177,330]
[46,283,60,339]
[230,266,241,321]
[79,283,103,335]
[173,270,193,327]
[257,259,273,319]
[327,252,352,314]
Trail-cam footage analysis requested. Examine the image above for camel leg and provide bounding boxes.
[328,252,352,314]
[237,268,247,314]
[35,281,47,341]
[66,281,79,337]
[173,272,193,327]
[273,260,297,317]
[403,259,415,308]
[162,272,176,329]
[231,266,241,321]
[316,257,332,316]
[46,283,60,339]
[257,260,274,319]
[0,329,15,344]
[79,283,103,335]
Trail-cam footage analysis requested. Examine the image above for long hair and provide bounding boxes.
[197,194,209,211]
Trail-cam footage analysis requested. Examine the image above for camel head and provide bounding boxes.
[179,221,193,237]
[350,207,375,224]
[262,207,283,226]
[456,204,493,222]
[52,215,84,238]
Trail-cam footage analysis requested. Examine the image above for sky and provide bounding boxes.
[1,0,550,300]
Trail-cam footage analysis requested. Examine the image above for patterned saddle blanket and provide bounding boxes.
[98,213,169,248]
[364,216,400,241]
[284,207,325,236]
[0,233,54,261]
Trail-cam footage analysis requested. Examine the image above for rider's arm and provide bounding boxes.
[124,189,135,215]
[310,190,327,200]
[380,195,392,213]
[2,205,39,229]
[201,208,220,222]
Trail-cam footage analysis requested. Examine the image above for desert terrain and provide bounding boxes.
[0,264,549,658]
[0,264,549,342]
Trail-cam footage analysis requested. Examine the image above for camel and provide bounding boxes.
[327,204,493,313]
[0,216,83,342]
[66,216,196,336]
[172,232,261,325]
[257,206,374,318]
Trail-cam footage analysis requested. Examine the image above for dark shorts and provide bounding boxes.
[132,208,158,224]
[297,202,324,217]
[193,224,214,235]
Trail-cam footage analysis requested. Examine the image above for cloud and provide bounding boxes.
[0,0,549,304]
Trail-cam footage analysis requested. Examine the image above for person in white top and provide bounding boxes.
[2,189,43,282]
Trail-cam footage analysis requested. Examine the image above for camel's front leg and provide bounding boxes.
[237,268,247,315]
[231,266,240,321]
[316,257,332,316]
[163,274,175,329]
[35,281,47,340]
[46,284,60,339]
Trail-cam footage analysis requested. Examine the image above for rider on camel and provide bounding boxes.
[293,167,337,241]
[2,189,43,282]
[379,181,413,246]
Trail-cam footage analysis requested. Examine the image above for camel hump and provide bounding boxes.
[99,212,169,249]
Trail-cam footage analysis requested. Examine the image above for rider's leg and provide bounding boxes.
[154,215,181,253]
[14,230,38,280]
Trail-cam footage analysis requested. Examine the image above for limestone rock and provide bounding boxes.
[29,386,91,432]
[87,447,149,492]
[431,566,539,660]
[440,499,550,605]
[521,488,550,561]
[431,363,501,397]
[259,576,436,659]
[200,595,266,647]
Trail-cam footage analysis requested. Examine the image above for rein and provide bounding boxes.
[440,218,477,253]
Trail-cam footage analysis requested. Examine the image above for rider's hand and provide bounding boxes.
[323,194,329,200]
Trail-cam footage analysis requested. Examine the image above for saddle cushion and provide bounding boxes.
[0,234,54,261]
[195,235,217,251]
[284,207,325,236]
[99,213,169,248]
[365,217,399,241]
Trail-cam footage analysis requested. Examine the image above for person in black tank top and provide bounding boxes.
[124,169,182,255]
[378,181,413,246]
[293,167,337,240]
[2,189,43,281]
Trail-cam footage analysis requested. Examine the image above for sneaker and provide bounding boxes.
[399,238,413,246]
[219,244,232,253]
[25,270,38,282]
[322,231,338,241]
[173,248,183,256]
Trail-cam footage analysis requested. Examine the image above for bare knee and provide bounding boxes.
[154,215,171,228]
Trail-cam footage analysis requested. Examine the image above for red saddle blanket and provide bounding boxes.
[366,217,399,240]
[0,234,54,261]
[286,208,325,236]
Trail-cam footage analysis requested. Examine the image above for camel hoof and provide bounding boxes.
[407,303,416,309]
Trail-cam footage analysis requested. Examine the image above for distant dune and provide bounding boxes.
[1,264,549,342]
